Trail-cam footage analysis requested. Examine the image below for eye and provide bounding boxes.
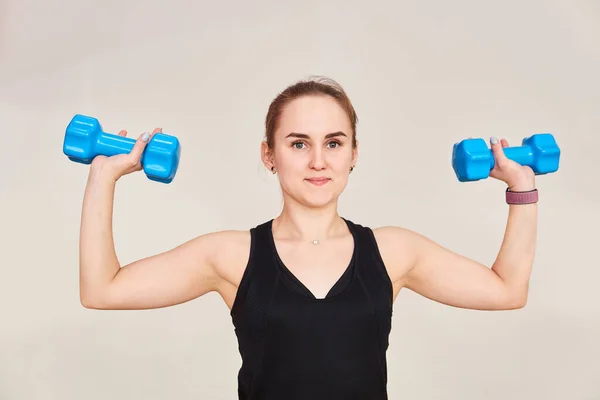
[291,141,306,149]
[327,140,342,149]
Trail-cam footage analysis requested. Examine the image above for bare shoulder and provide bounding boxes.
[202,229,252,309]
[371,225,419,287]
[206,229,252,281]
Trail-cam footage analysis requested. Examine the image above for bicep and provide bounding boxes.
[96,232,225,310]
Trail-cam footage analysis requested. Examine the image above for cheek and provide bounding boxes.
[276,150,307,169]
[280,158,306,172]
[330,152,353,168]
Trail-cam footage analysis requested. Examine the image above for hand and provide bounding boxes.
[89,127,162,182]
[489,136,536,192]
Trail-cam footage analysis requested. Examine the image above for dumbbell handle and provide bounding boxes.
[93,131,139,157]
[492,146,534,169]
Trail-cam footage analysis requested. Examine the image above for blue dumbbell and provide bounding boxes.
[451,133,560,182]
[63,114,181,184]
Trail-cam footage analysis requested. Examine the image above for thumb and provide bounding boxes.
[490,136,508,168]
[128,131,151,166]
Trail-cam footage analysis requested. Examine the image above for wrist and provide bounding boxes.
[507,178,535,192]
[508,184,535,192]
[89,165,119,186]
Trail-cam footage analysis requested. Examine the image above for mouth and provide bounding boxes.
[305,178,331,186]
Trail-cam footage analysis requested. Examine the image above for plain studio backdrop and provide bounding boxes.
[1,0,599,399]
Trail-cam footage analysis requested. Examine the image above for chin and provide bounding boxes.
[282,180,344,207]
[300,191,340,208]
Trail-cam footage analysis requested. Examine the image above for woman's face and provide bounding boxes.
[263,95,358,209]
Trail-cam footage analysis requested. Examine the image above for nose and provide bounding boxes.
[309,146,326,170]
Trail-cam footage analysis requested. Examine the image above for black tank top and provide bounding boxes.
[230,218,394,400]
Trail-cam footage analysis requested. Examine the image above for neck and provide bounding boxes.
[273,202,346,242]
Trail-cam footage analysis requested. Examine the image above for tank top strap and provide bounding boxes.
[342,218,394,338]
[230,220,278,324]
[343,218,392,292]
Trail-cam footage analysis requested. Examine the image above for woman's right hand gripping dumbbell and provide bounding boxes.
[89,128,161,182]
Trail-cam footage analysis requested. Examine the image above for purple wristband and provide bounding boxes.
[505,188,538,205]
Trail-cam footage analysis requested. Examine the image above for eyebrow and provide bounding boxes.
[285,131,347,139]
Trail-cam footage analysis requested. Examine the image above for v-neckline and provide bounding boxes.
[268,218,357,301]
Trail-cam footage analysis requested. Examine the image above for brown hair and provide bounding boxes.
[264,76,358,150]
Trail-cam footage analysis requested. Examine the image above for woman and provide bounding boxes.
[78,77,538,399]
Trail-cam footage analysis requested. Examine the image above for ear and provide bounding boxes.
[261,140,274,171]
[351,140,359,168]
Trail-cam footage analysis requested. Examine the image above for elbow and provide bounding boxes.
[516,293,528,309]
[80,295,100,309]
[80,289,108,310]
[79,273,116,309]
[504,292,528,310]
[81,297,112,310]
[81,300,93,309]
[508,298,527,310]
[497,279,529,310]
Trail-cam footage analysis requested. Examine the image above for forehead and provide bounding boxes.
[277,95,351,137]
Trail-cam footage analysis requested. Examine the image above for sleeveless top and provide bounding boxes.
[230,218,394,400]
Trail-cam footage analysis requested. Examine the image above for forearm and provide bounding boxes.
[79,168,121,304]
[491,202,538,301]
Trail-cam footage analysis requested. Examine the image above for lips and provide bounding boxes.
[306,177,331,186]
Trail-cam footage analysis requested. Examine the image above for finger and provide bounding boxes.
[145,127,162,143]
[118,130,128,137]
[500,138,509,148]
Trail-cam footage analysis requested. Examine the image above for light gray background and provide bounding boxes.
[1,0,599,399]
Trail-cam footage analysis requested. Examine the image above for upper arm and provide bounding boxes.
[87,230,245,310]
[374,226,524,311]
